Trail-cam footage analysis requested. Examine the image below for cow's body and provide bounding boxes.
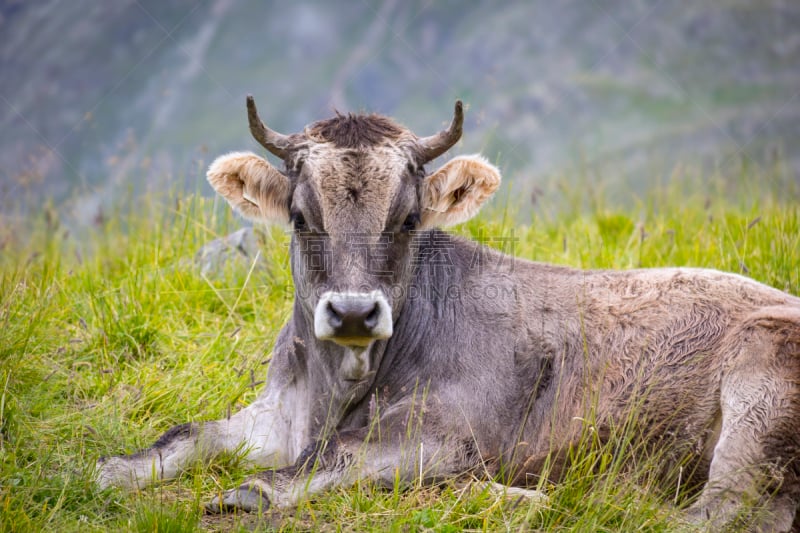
[97,99,800,531]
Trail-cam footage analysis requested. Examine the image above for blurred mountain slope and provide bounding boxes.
[1,0,798,223]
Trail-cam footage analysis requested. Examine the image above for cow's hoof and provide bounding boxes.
[206,484,271,514]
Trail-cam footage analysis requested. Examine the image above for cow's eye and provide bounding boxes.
[401,212,420,233]
[290,212,307,231]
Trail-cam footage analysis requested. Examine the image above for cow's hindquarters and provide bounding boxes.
[689,306,800,531]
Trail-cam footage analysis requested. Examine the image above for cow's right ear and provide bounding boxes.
[207,152,290,224]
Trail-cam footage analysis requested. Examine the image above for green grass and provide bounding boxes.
[1,168,798,532]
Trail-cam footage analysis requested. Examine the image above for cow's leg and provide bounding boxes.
[96,387,302,489]
[688,309,800,532]
[206,405,478,513]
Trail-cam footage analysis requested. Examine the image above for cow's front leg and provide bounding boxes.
[96,387,303,489]
[207,408,478,513]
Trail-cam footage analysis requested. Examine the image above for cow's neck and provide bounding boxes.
[284,231,500,439]
[345,231,482,410]
[290,299,388,439]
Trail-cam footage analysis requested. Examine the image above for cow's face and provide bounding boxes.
[208,98,500,353]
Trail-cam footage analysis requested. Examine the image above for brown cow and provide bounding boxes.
[97,97,800,531]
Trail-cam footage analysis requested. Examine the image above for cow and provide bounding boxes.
[96,96,800,531]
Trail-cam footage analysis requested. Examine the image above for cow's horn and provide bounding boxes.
[247,95,292,159]
[417,100,464,163]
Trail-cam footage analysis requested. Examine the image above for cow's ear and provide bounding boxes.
[207,152,290,224]
[419,155,501,228]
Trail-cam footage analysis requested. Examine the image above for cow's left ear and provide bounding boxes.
[419,155,501,228]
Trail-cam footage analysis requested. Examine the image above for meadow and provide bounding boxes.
[1,164,798,532]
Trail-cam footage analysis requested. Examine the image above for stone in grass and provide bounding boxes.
[195,227,266,277]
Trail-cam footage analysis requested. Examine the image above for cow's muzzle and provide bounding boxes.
[314,291,392,346]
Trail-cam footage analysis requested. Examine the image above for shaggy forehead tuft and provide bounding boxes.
[305,113,409,148]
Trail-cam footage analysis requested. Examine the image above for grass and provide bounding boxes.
[0,165,798,532]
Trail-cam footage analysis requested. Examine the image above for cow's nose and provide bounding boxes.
[326,299,380,338]
[314,291,393,345]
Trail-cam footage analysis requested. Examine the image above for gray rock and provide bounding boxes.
[195,227,266,277]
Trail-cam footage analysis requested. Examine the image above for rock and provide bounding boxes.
[195,227,266,277]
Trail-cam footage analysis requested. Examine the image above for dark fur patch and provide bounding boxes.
[256,437,341,483]
[460,438,482,469]
[295,439,329,471]
[129,422,198,459]
[306,113,406,148]
[153,422,197,447]
[534,356,553,401]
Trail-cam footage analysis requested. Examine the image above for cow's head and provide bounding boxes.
[208,97,500,356]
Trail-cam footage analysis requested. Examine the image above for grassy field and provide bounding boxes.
[1,167,798,532]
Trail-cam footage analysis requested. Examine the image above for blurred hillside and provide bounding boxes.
[1,0,798,225]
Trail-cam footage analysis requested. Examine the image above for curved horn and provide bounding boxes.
[247,95,292,159]
[417,100,464,163]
